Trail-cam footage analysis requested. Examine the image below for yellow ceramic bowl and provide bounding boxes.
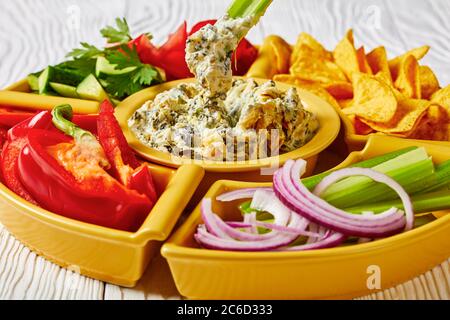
[0,161,204,287]
[115,77,340,205]
[161,135,450,299]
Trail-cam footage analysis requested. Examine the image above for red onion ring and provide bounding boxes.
[216,188,272,202]
[313,167,414,231]
[273,160,408,237]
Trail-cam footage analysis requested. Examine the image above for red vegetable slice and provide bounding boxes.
[132,34,160,65]
[160,21,188,54]
[97,100,140,171]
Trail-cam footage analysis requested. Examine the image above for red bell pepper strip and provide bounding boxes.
[97,100,140,170]
[97,100,157,203]
[0,111,36,128]
[0,111,53,205]
[0,126,8,148]
[132,22,191,80]
[17,129,152,231]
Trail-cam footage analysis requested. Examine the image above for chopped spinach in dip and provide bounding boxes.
[129,79,318,160]
[129,15,319,161]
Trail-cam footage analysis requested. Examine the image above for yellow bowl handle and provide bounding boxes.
[134,164,205,242]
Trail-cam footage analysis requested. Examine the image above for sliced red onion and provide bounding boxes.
[196,209,305,251]
[313,167,414,231]
[225,220,320,237]
[200,199,233,240]
[243,211,257,234]
[306,223,321,244]
[358,212,374,243]
[250,189,291,226]
[216,187,272,202]
[278,231,346,251]
[273,160,407,237]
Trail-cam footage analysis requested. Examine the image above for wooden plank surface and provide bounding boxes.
[0,0,449,300]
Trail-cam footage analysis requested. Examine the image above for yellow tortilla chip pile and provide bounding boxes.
[270,30,449,141]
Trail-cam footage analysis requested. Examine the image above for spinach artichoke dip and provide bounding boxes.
[129,15,319,161]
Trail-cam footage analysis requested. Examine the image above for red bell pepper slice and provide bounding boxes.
[0,110,99,204]
[97,100,140,170]
[97,100,157,203]
[132,22,191,80]
[0,111,53,204]
[0,111,37,128]
[132,34,160,66]
[17,129,152,231]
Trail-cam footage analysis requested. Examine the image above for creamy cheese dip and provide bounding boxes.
[186,15,255,97]
[129,79,318,160]
[129,15,319,161]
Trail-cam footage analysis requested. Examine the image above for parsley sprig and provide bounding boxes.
[66,42,103,59]
[37,17,161,100]
[103,45,162,98]
[100,18,132,44]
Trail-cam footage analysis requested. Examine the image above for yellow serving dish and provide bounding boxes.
[161,135,450,299]
[0,162,203,287]
[115,77,340,206]
[0,80,207,287]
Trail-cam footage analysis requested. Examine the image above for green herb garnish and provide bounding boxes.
[100,18,133,44]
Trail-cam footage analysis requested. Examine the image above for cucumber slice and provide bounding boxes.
[38,67,53,94]
[27,74,40,91]
[95,56,136,78]
[76,74,109,102]
[50,66,86,87]
[49,82,78,98]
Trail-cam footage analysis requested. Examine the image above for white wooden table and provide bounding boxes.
[0,0,449,300]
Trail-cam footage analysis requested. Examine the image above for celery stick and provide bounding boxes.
[320,147,429,198]
[325,159,434,208]
[227,0,273,19]
[415,160,450,194]
[345,190,450,215]
[302,147,418,190]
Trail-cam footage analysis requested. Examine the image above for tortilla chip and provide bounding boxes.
[394,55,421,99]
[273,74,313,86]
[246,35,292,79]
[290,45,347,84]
[360,99,430,134]
[419,66,440,99]
[342,72,397,122]
[388,45,430,80]
[408,103,449,141]
[431,85,450,116]
[291,32,332,65]
[333,30,359,80]
[275,77,340,109]
[356,47,372,74]
[323,82,353,100]
[366,46,392,84]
